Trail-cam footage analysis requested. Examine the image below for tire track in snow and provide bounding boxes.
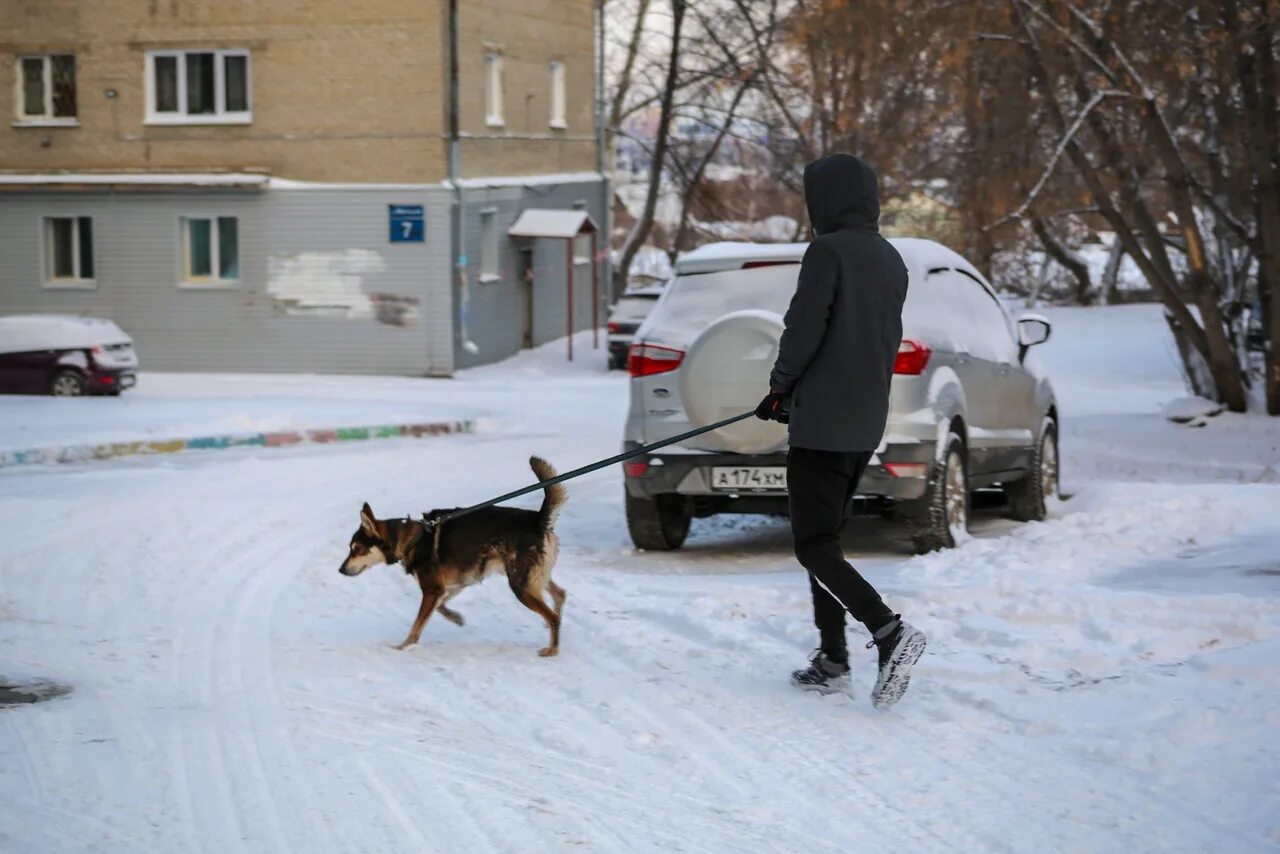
[308,723,725,852]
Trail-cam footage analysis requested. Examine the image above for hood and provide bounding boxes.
[803,154,880,235]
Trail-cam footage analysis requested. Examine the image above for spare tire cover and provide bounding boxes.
[678,309,788,454]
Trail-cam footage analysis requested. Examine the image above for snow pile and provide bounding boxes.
[1164,396,1225,425]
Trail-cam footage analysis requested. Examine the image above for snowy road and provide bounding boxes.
[2,306,1279,852]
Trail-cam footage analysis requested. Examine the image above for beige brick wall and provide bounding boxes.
[456,0,598,178]
[0,0,598,182]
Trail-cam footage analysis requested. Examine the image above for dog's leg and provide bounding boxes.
[546,580,567,616]
[509,570,561,657]
[436,588,465,626]
[394,586,444,651]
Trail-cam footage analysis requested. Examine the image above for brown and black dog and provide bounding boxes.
[339,456,568,656]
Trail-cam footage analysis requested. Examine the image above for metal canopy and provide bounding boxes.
[507,208,597,239]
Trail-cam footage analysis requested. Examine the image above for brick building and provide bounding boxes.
[0,0,608,374]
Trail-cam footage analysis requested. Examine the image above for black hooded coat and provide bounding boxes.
[768,154,909,452]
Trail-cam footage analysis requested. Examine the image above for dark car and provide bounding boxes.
[0,314,138,396]
[607,289,663,370]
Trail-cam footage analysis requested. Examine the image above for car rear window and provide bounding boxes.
[641,265,799,347]
[611,294,660,324]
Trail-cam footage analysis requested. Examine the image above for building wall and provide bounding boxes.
[0,0,598,182]
[0,187,455,375]
[454,177,606,369]
[455,0,598,179]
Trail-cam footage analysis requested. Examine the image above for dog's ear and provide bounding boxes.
[360,502,378,537]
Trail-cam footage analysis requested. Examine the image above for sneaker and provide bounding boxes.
[791,650,850,694]
[868,618,927,709]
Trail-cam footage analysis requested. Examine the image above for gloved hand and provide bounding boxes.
[755,391,790,424]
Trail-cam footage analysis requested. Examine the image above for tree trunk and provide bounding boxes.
[1166,310,1218,400]
[612,0,685,301]
[1031,214,1092,304]
[1231,0,1280,412]
[1100,237,1124,305]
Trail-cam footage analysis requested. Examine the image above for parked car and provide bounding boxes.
[622,239,1058,553]
[607,290,663,369]
[0,314,138,396]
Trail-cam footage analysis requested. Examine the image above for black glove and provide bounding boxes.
[755,391,790,424]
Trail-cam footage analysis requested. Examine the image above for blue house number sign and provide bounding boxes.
[389,205,425,243]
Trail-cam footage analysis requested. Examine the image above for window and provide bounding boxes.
[16,55,77,123]
[479,210,499,280]
[574,234,590,266]
[940,269,1016,362]
[484,52,504,127]
[549,60,566,129]
[180,216,240,284]
[147,50,251,123]
[42,216,94,285]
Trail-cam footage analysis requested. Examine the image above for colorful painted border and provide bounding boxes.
[0,419,474,469]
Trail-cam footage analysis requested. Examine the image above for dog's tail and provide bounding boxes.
[530,456,567,530]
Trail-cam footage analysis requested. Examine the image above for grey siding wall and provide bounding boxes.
[455,178,608,369]
[0,187,454,376]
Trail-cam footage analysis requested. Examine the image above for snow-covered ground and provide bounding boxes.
[2,305,1279,852]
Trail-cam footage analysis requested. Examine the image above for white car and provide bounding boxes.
[622,240,1058,553]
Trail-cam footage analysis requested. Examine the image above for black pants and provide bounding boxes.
[787,446,896,660]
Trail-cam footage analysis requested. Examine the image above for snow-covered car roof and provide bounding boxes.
[674,242,808,275]
[0,314,132,355]
[673,238,993,292]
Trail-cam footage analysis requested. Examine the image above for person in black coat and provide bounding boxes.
[756,153,927,709]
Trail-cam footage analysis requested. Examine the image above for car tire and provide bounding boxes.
[49,369,86,397]
[902,431,969,554]
[625,491,691,551]
[1006,418,1058,522]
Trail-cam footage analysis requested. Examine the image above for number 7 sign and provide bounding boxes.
[389,204,425,243]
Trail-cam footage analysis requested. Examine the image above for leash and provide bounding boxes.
[422,410,757,530]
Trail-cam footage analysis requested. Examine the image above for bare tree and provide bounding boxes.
[612,0,686,299]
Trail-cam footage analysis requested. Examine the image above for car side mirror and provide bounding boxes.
[1017,314,1051,361]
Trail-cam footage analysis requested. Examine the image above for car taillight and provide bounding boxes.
[623,461,648,477]
[628,342,685,377]
[607,321,620,334]
[894,338,932,375]
[884,462,927,478]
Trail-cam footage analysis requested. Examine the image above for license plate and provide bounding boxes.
[710,466,787,492]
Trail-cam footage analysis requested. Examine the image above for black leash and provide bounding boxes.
[423,410,757,529]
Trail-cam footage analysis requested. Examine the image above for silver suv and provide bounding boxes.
[622,239,1058,553]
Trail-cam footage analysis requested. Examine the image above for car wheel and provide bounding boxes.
[1006,418,1058,522]
[625,491,691,551]
[49,369,86,397]
[903,431,968,554]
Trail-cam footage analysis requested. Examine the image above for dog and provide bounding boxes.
[339,456,568,656]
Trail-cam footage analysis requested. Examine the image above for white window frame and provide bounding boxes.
[178,215,241,288]
[13,54,78,127]
[549,60,566,129]
[484,52,504,128]
[40,215,96,289]
[145,49,252,125]
[479,209,500,282]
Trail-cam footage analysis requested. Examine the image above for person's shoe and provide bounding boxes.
[791,650,850,694]
[868,618,927,709]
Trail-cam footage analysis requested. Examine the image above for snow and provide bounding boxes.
[1164,397,1225,424]
[0,172,270,187]
[3,308,1280,851]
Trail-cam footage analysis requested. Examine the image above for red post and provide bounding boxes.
[591,230,599,349]
[566,238,574,361]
